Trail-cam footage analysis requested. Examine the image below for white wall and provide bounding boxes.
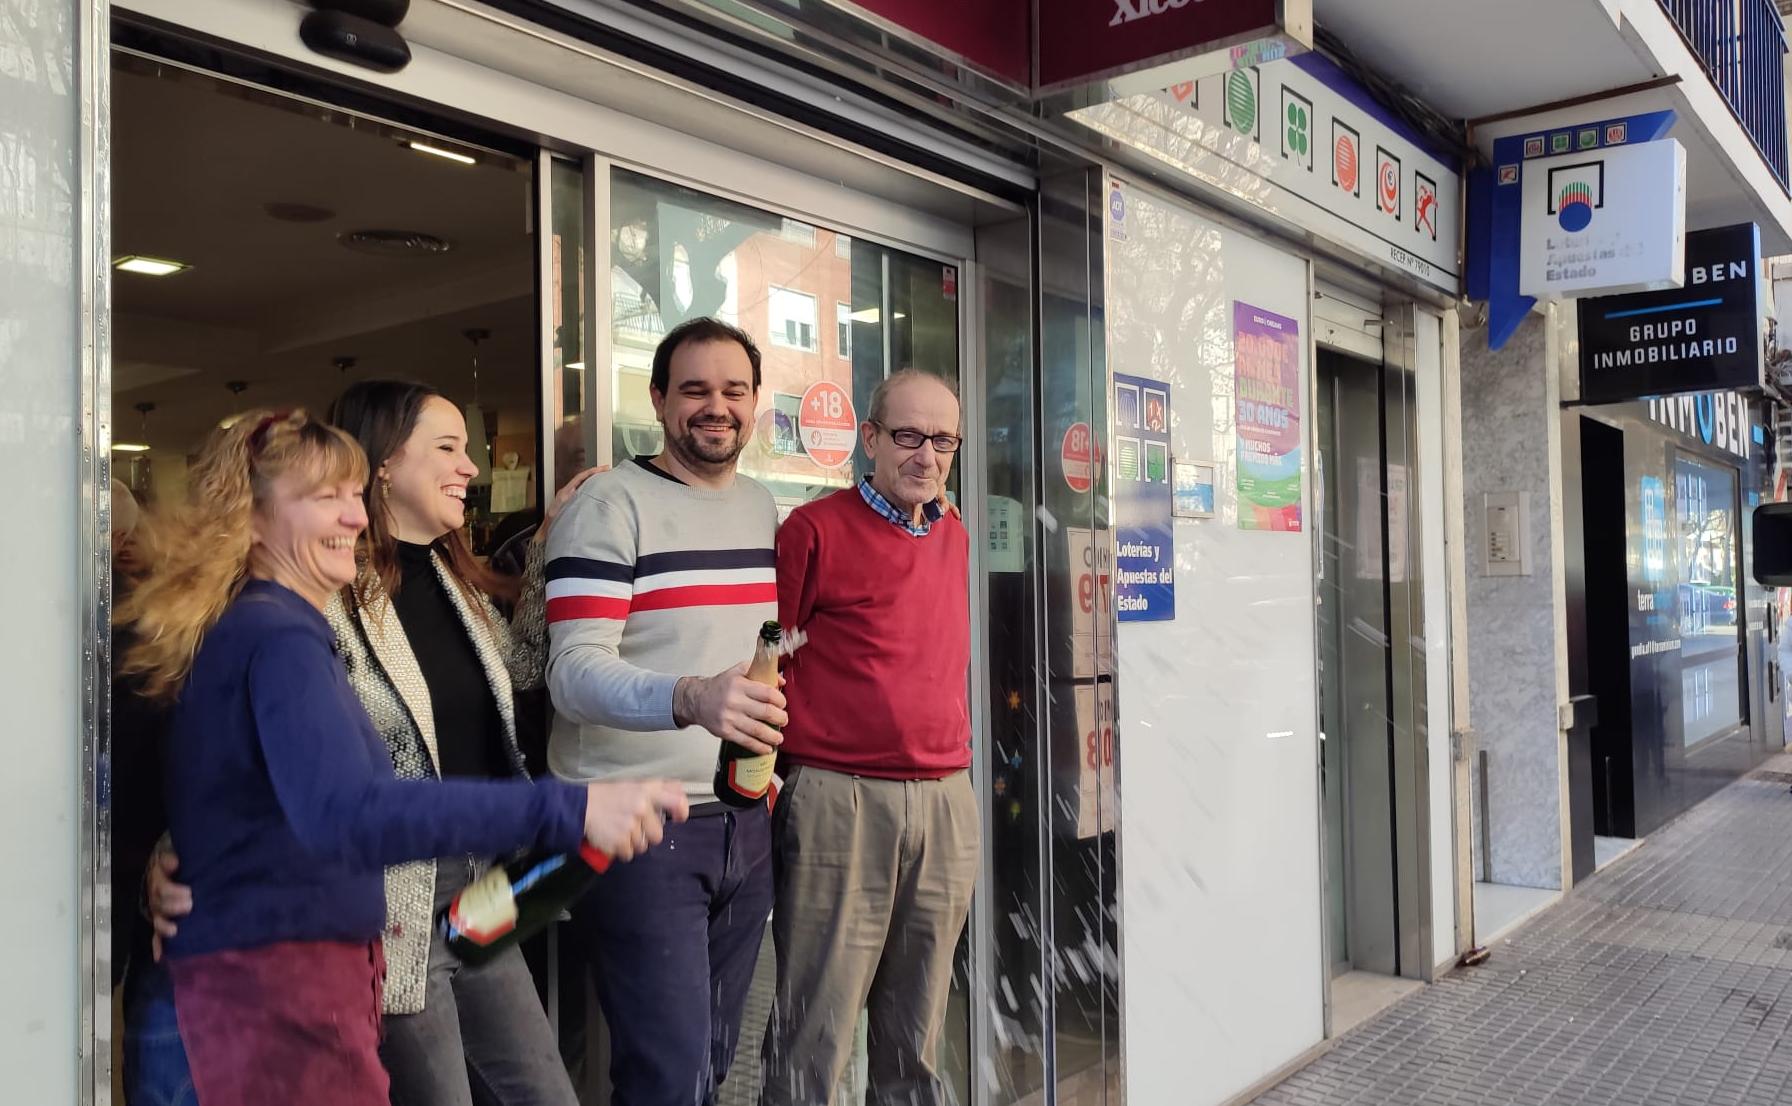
[0,1,83,1100]
[1415,308,1460,970]
[1460,311,1567,890]
[1110,183,1323,1105]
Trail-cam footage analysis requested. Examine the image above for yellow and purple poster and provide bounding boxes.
[1234,302,1303,532]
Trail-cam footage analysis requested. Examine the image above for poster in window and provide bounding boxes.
[1113,370,1174,621]
[1234,301,1303,531]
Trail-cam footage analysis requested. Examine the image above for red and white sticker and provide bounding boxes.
[942,266,958,302]
[799,380,857,470]
[1062,421,1094,493]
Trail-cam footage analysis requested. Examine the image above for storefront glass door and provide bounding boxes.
[1317,350,1397,977]
[544,162,973,1105]
[1316,340,1428,984]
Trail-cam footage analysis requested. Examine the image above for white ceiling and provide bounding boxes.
[112,57,540,453]
[1314,0,1654,121]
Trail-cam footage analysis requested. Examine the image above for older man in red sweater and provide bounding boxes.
[760,368,977,1106]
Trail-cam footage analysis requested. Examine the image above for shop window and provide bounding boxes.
[607,167,961,514]
[781,218,816,246]
[769,286,820,353]
[1674,452,1744,746]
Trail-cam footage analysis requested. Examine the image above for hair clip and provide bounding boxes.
[247,410,295,456]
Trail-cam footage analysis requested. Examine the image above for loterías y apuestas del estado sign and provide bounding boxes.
[1575,223,1769,407]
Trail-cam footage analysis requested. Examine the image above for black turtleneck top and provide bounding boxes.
[390,541,512,780]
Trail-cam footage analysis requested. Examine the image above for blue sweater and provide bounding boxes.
[163,579,588,959]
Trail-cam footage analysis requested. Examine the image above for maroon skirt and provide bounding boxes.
[169,940,387,1106]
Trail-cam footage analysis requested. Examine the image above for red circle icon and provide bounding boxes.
[1379,160,1399,213]
[1062,422,1093,493]
[798,381,857,470]
[1334,136,1358,192]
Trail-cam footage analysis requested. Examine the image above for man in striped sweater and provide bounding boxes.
[545,317,786,1106]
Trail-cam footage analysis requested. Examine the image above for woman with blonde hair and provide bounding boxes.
[119,408,685,1105]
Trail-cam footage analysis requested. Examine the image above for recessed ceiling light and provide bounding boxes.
[339,229,453,257]
[409,141,475,165]
[111,442,151,453]
[114,256,189,277]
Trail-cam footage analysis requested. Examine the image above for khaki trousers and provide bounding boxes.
[760,766,979,1106]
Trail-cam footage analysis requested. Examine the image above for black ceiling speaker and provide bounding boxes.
[308,0,409,28]
[299,10,411,74]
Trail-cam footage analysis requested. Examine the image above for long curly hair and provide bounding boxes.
[117,409,368,702]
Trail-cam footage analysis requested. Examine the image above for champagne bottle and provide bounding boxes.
[714,620,782,808]
[438,843,611,966]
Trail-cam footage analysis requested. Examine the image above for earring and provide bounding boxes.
[379,476,391,498]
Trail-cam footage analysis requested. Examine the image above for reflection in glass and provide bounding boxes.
[607,168,960,514]
[1675,453,1743,746]
[605,167,966,1100]
[551,158,588,491]
[976,215,1048,1104]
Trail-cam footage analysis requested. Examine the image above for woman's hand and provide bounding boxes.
[145,849,193,962]
[581,778,689,862]
[535,466,609,545]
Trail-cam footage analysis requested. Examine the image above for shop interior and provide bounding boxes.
[111,51,540,545]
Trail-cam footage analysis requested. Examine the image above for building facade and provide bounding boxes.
[5,2,1791,1104]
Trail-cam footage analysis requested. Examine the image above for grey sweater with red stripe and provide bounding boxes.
[544,459,778,800]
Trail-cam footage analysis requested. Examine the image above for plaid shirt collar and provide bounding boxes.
[858,475,942,537]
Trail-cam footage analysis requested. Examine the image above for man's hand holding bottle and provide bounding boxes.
[673,663,787,756]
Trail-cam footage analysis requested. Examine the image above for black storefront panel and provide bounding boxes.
[1600,393,1774,837]
[1577,223,1769,406]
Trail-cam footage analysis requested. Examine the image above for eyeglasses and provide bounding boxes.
[873,421,962,454]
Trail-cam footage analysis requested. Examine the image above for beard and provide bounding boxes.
[667,416,746,468]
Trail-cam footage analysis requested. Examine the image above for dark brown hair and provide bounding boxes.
[328,380,518,611]
[650,316,762,396]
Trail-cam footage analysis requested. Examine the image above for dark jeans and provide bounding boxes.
[569,804,773,1106]
[122,959,196,1106]
[382,859,580,1106]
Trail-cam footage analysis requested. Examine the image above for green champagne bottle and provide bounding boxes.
[438,843,610,966]
[714,620,782,808]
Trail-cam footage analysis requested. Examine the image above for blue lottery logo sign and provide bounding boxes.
[1548,160,1605,231]
[1549,162,1602,232]
[1517,137,1684,301]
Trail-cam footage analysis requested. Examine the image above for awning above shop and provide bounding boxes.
[1317,0,1792,254]
[1066,52,1464,297]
